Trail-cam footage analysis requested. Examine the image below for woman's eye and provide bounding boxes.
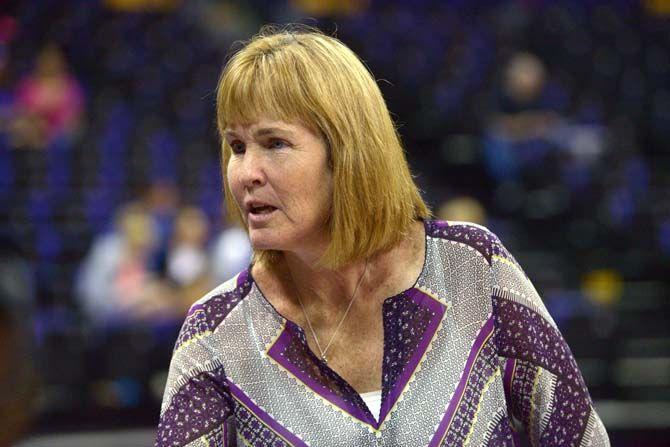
[230,141,245,154]
[268,139,288,150]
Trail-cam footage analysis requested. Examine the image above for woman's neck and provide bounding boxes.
[273,220,426,311]
[252,220,426,324]
[280,252,369,310]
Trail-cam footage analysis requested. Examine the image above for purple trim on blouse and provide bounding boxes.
[429,317,495,447]
[175,269,252,351]
[377,288,446,426]
[425,220,520,268]
[503,356,523,446]
[236,268,250,288]
[503,358,516,404]
[267,321,375,425]
[228,379,309,447]
[493,294,593,446]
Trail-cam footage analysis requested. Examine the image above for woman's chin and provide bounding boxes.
[248,235,280,252]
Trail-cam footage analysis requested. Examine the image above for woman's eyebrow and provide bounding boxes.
[254,127,293,137]
[224,127,294,139]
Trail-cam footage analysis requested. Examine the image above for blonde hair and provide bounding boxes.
[216,25,430,268]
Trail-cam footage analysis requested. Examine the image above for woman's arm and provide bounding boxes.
[155,305,236,447]
[488,234,610,447]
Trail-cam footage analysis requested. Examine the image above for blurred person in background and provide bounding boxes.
[167,206,213,314]
[484,52,562,183]
[10,43,84,150]
[156,26,609,446]
[436,195,488,226]
[77,201,177,329]
[484,50,606,227]
[210,221,252,286]
[493,52,559,142]
[0,237,37,447]
[143,180,180,274]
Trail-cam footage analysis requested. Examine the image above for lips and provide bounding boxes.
[249,205,276,214]
[244,200,278,223]
[245,199,277,213]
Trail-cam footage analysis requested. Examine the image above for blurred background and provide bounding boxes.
[0,0,669,446]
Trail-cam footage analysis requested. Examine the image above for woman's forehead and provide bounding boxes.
[224,118,310,137]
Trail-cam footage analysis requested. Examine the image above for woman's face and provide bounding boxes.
[225,118,333,259]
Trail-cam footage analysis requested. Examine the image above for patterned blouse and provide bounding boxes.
[156,220,610,446]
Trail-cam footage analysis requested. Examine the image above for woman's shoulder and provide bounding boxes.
[195,269,253,307]
[176,269,254,346]
[424,219,514,266]
[423,219,548,316]
[426,220,548,314]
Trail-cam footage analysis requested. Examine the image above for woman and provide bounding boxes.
[157,26,609,447]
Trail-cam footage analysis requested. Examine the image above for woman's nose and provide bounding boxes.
[239,147,266,188]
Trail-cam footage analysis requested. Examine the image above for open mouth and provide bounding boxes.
[249,205,277,215]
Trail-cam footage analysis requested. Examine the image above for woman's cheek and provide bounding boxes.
[226,167,244,216]
[227,162,240,193]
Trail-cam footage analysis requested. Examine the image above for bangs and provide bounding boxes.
[216,47,320,136]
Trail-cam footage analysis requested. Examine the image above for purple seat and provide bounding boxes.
[35,224,62,261]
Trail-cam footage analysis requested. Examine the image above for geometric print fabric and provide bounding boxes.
[156,220,610,446]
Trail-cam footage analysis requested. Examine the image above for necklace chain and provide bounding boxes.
[291,259,368,364]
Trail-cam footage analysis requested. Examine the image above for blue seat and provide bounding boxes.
[28,191,54,223]
[35,224,63,261]
[85,189,119,232]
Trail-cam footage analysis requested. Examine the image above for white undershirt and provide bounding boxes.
[360,390,382,421]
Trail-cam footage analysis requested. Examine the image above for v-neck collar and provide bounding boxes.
[246,221,452,430]
[249,219,429,327]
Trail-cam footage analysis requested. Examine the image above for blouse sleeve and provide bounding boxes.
[155,305,236,447]
[488,234,610,447]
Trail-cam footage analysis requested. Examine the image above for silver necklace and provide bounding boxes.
[290,259,368,364]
